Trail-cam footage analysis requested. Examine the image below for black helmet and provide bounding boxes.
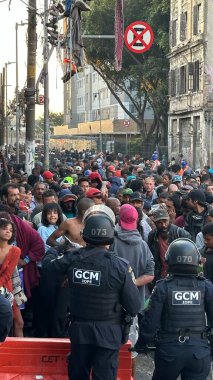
[82,214,115,246]
[165,238,200,275]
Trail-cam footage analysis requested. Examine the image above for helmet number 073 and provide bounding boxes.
[176,255,193,263]
[91,228,107,236]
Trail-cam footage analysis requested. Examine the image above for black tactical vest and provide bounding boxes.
[67,247,122,323]
[161,276,206,335]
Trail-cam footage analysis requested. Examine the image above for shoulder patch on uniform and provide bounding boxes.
[73,268,101,286]
[128,265,136,284]
[172,290,201,305]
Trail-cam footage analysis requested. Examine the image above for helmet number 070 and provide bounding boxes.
[176,255,193,263]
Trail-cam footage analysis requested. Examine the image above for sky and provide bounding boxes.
[0,0,64,117]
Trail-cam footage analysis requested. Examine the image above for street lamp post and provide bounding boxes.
[16,21,27,164]
[94,91,103,152]
[98,91,103,153]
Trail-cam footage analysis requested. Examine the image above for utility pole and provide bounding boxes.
[5,63,8,157]
[5,62,15,157]
[25,0,37,175]
[16,21,27,164]
[15,22,19,163]
[43,0,50,170]
[0,70,5,149]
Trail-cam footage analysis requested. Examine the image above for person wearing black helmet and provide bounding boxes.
[42,214,141,380]
[132,238,213,380]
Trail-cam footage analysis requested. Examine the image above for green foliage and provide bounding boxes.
[83,0,170,144]
[36,112,64,131]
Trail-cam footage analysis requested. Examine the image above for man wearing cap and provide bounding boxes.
[88,172,103,190]
[58,189,77,218]
[172,175,182,189]
[121,188,133,205]
[42,170,54,184]
[185,189,211,241]
[148,209,191,283]
[86,188,103,205]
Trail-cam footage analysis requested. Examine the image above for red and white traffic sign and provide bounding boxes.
[123,120,130,127]
[124,21,154,54]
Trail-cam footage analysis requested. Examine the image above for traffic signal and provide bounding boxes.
[46,16,58,46]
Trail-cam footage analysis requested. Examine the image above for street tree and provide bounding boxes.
[36,112,64,133]
[84,0,170,149]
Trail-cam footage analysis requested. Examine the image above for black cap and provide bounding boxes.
[130,192,145,202]
[187,189,206,204]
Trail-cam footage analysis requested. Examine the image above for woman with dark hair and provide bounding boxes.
[38,203,63,252]
[0,218,23,337]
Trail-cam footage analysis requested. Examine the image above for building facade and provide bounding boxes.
[168,0,213,169]
[62,64,154,153]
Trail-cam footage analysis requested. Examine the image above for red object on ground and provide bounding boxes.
[0,338,133,380]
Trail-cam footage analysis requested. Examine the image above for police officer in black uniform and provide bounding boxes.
[0,294,13,342]
[134,238,213,380]
[42,214,141,380]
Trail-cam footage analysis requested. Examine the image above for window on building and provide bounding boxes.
[197,4,202,33]
[129,104,136,114]
[175,68,180,95]
[188,61,200,91]
[180,65,187,94]
[171,19,177,47]
[188,63,194,91]
[169,70,176,97]
[171,119,178,151]
[193,4,201,35]
[194,60,200,91]
[180,12,187,41]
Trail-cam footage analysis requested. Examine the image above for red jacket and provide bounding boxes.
[11,215,45,298]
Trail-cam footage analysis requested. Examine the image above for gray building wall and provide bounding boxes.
[168,0,213,169]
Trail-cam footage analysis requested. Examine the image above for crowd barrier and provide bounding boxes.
[0,338,133,380]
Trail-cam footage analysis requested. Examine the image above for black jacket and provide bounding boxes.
[42,246,141,349]
[148,224,191,282]
[185,203,212,242]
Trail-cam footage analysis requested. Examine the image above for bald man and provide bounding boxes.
[168,184,179,194]
[105,197,121,218]
[46,198,94,247]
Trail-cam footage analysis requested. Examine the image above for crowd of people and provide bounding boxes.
[1,148,213,379]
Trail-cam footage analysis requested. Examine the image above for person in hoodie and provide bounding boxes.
[112,204,154,380]
[107,166,121,196]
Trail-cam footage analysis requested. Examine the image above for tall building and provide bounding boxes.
[168,0,213,168]
[62,64,154,153]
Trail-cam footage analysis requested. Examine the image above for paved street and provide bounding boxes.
[136,354,154,380]
[136,355,213,380]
